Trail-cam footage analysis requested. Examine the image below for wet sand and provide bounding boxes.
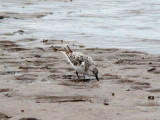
[0,39,160,120]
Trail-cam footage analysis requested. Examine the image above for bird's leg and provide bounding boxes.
[76,71,80,79]
[83,74,85,79]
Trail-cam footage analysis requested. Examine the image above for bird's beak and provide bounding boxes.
[95,75,99,81]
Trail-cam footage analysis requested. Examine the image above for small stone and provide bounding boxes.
[0,16,4,19]
[104,99,109,106]
[148,96,154,100]
[35,55,41,58]
[15,30,24,35]
[126,89,130,91]
[45,66,50,69]
[112,93,115,96]
[18,30,24,33]
[21,110,24,112]
[42,39,48,43]
[52,47,58,52]
[104,102,109,105]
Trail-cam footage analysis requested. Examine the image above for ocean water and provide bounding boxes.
[0,0,160,54]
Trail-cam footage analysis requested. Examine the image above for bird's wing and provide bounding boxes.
[72,52,94,71]
[69,52,82,66]
[62,45,94,71]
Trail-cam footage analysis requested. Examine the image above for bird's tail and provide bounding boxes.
[61,45,73,66]
[64,45,72,55]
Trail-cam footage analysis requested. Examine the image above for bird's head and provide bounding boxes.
[90,65,99,81]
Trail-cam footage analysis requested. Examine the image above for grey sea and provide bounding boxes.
[0,0,160,54]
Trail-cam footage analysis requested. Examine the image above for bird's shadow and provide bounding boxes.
[70,78,93,83]
[62,75,96,82]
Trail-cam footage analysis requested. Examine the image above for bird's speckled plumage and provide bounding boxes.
[61,45,99,81]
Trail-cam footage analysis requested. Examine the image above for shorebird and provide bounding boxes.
[61,45,99,81]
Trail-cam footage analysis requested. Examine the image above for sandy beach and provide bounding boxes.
[1,0,160,120]
[0,39,160,120]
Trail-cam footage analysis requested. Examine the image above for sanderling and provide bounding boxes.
[61,45,99,81]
